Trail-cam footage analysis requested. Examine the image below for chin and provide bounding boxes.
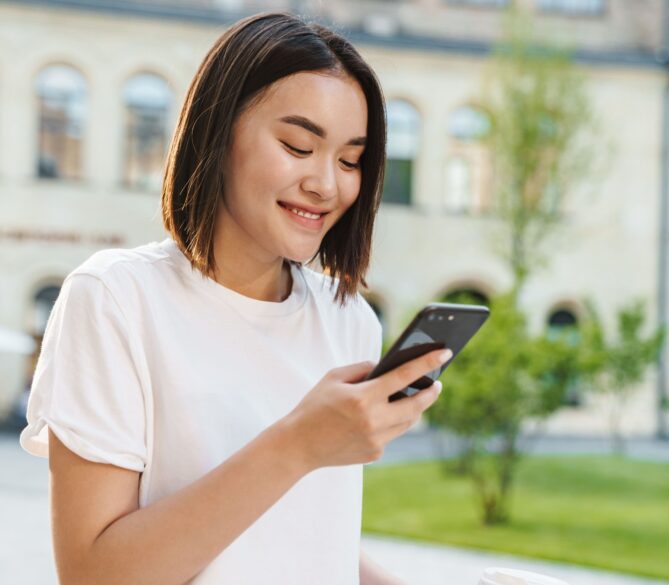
[285,253,314,264]
[283,246,320,264]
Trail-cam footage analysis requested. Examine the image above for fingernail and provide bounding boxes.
[435,380,443,394]
[438,349,453,363]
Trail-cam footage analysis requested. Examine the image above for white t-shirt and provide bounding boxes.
[20,237,383,585]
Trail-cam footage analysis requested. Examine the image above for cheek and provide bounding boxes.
[328,173,362,226]
[231,129,290,182]
[248,145,299,193]
[340,171,362,208]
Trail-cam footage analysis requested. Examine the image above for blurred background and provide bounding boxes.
[0,0,668,584]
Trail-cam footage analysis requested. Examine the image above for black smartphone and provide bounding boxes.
[364,303,490,402]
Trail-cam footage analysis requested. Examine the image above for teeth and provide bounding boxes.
[286,205,321,220]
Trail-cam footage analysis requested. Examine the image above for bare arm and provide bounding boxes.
[50,349,450,585]
[49,418,309,585]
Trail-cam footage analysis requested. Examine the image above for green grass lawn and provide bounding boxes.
[362,455,669,580]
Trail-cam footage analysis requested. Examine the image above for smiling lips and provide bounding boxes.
[278,201,330,216]
[277,201,328,229]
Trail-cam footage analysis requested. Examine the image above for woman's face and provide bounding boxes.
[220,70,368,264]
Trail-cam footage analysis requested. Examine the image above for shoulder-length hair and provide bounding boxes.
[162,11,386,307]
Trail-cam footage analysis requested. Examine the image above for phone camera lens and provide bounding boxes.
[448,315,455,321]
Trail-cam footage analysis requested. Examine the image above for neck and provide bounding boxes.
[213,254,292,303]
[212,219,293,303]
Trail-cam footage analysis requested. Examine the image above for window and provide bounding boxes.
[443,156,473,214]
[547,307,582,406]
[548,309,578,342]
[123,73,173,191]
[383,99,420,206]
[542,181,561,215]
[34,284,61,335]
[447,0,509,7]
[364,295,387,333]
[440,288,489,306]
[449,105,491,142]
[537,0,605,15]
[36,65,87,180]
[445,105,492,214]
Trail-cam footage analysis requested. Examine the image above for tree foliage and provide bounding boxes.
[426,293,580,524]
[480,10,599,286]
[576,301,665,454]
[426,7,603,525]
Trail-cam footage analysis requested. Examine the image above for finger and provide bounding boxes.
[363,348,452,401]
[382,380,443,426]
[329,360,377,383]
[368,381,443,452]
[373,421,414,448]
[373,384,440,445]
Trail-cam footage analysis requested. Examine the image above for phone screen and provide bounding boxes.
[364,303,490,402]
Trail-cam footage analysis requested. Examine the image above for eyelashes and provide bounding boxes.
[280,141,360,170]
[282,141,311,156]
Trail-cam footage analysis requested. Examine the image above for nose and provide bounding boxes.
[301,157,337,201]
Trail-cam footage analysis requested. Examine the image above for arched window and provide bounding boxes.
[440,288,489,307]
[538,0,605,16]
[445,105,492,214]
[36,65,87,180]
[547,307,582,406]
[34,284,61,335]
[123,73,172,191]
[443,156,473,214]
[449,105,491,142]
[20,283,62,395]
[364,295,387,333]
[548,308,578,343]
[383,99,420,206]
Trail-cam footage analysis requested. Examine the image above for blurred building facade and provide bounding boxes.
[1,0,667,437]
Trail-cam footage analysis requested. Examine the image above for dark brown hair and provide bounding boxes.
[161,11,386,306]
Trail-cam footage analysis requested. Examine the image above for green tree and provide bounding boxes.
[480,9,601,287]
[424,8,601,525]
[577,301,665,454]
[426,293,580,524]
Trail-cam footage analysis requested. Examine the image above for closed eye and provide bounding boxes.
[281,141,311,156]
[281,140,360,170]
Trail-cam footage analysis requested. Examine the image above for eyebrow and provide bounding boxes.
[278,115,366,146]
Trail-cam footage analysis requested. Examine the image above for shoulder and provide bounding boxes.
[67,240,173,293]
[62,240,174,313]
[71,240,171,283]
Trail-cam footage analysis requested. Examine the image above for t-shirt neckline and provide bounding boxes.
[160,237,308,317]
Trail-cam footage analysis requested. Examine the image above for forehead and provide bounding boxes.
[243,71,368,138]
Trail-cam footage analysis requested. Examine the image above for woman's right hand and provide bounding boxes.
[283,348,453,471]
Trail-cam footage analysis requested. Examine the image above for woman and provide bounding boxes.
[20,12,451,584]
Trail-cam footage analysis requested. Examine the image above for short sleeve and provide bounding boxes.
[19,273,148,472]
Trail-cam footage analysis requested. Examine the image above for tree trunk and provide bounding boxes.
[495,431,519,522]
[610,393,627,456]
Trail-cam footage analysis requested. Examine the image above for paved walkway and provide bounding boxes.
[0,432,57,584]
[376,427,669,466]
[1,430,667,584]
[361,534,669,585]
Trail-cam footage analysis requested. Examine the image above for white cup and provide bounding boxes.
[478,567,569,585]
